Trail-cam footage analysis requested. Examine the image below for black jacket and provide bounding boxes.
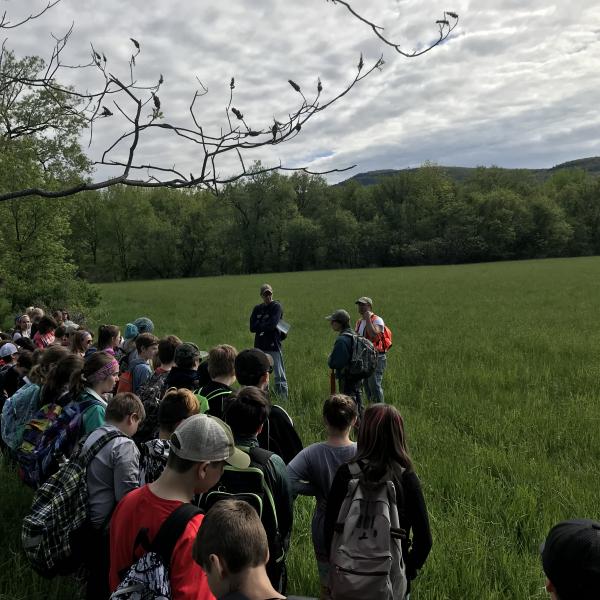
[250,301,283,352]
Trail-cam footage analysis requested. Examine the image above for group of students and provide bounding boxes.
[0,305,598,600]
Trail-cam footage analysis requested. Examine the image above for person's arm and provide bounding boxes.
[402,471,432,579]
[270,454,294,544]
[249,305,260,333]
[324,464,351,555]
[286,447,317,497]
[364,313,384,338]
[328,336,351,370]
[112,440,140,501]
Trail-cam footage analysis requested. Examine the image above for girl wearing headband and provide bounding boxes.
[69,351,120,435]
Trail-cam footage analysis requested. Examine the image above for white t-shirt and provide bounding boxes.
[357,315,384,336]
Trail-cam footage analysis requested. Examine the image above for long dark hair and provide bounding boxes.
[40,354,84,406]
[98,324,120,351]
[353,404,413,484]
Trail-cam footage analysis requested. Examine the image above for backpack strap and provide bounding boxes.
[79,429,127,466]
[248,445,274,466]
[151,503,203,563]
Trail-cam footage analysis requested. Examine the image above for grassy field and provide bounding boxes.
[2,257,600,599]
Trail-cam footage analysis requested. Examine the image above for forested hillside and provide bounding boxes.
[59,162,600,282]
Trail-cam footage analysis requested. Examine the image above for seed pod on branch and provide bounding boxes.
[288,79,301,93]
[231,107,243,120]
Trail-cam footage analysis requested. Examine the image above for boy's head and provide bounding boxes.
[105,392,146,437]
[208,344,237,380]
[234,349,272,388]
[541,519,600,600]
[0,342,19,364]
[323,394,358,431]
[166,414,250,493]
[16,350,34,375]
[224,386,270,438]
[193,499,269,598]
[135,333,159,357]
[158,335,182,365]
[174,342,201,370]
[158,387,200,435]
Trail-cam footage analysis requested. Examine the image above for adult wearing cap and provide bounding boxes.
[355,296,388,403]
[541,518,600,600]
[250,283,288,400]
[326,309,363,415]
[109,414,250,600]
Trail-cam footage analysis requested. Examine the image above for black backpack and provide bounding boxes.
[257,404,303,465]
[198,446,285,590]
[133,371,168,445]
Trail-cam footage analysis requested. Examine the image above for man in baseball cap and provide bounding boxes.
[249,283,288,400]
[110,414,249,599]
[541,518,600,600]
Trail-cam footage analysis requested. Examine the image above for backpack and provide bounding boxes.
[16,402,64,487]
[133,371,168,444]
[342,333,377,380]
[18,398,99,488]
[256,404,303,465]
[198,385,233,419]
[198,446,285,576]
[1,382,41,451]
[21,429,125,578]
[110,503,202,599]
[329,463,407,600]
[355,315,393,353]
[117,371,133,394]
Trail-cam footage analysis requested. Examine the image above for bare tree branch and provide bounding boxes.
[0,2,459,202]
[0,0,61,30]
[327,1,459,57]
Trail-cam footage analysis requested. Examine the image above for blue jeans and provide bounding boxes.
[265,350,288,400]
[364,352,386,403]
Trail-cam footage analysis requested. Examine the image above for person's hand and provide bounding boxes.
[364,310,372,320]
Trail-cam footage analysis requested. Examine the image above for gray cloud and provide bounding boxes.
[4,0,600,185]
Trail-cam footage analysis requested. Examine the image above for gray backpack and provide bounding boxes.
[329,463,407,600]
[342,332,377,380]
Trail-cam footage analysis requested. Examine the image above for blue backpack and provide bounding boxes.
[1,383,41,451]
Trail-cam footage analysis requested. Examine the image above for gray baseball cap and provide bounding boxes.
[325,309,351,324]
[170,414,250,469]
[355,296,373,307]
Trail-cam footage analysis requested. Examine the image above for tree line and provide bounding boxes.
[61,163,599,283]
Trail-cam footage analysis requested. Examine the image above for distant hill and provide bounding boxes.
[338,157,600,187]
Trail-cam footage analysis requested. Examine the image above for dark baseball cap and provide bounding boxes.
[234,349,273,385]
[541,519,600,600]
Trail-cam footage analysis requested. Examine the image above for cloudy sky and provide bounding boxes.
[5,0,600,184]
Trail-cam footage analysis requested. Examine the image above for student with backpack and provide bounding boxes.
[2,344,70,452]
[126,333,159,394]
[81,392,145,600]
[70,351,120,435]
[164,342,202,391]
[210,386,293,594]
[234,349,303,465]
[201,344,238,420]
[193,499,286,600]
[355,296,392,403]
[324,404,432,600]
[325,309,364,415]
[135,335,182,444]
[117,316,155,372]
[286,395,358,599]
[0,349,32,405]
[139,387,200,484]
[109,413,250,600]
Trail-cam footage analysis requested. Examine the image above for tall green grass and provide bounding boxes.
[2,257,599,599]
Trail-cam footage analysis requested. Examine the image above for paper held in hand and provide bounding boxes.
[276,320,291,335]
